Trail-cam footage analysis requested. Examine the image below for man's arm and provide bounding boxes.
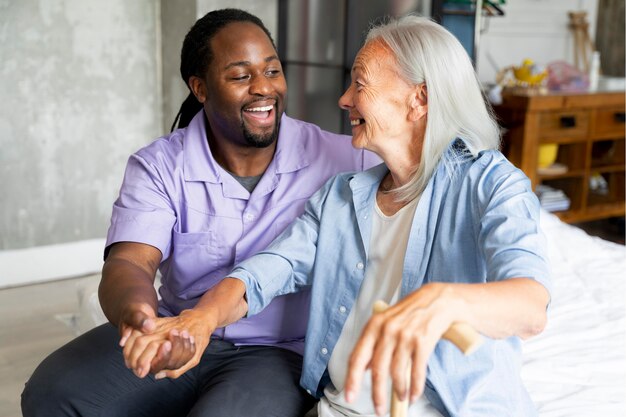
[99,242,162,343]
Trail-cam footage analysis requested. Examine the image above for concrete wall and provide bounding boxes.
[0,0,162,285]
[0,0,279,287]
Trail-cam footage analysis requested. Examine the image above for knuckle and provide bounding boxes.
[381,321,400,338]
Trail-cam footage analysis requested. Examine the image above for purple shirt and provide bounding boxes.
[106,111,378,354]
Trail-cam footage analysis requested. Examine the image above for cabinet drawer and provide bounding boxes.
[538,110,589,140]
[592,107,626,139]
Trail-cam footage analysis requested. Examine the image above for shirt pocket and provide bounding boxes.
[168,230,230,299]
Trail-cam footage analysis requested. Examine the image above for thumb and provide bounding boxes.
[125,309,157,333]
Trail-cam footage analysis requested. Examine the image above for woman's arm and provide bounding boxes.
[125,176,338,378]
[345,278,549,415]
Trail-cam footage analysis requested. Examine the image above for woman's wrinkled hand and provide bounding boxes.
[344,283,455,416]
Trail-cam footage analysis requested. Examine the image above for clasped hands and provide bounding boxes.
[120,283,456,416]
[119,307,212,380]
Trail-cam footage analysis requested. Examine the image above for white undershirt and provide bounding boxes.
[318,197,442,416]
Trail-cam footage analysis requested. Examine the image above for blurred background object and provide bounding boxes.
[277,0,431,135]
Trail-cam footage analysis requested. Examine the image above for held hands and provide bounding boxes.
[120,308,215,380]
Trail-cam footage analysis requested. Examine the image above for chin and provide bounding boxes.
[351,135,367,150]
[244,127,279,148]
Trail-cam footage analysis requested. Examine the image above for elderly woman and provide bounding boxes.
[124,16,550,416]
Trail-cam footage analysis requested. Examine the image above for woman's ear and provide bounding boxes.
[408,83,428,122]
[188,76,207,104]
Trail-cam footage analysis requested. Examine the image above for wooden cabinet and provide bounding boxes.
[495,89,625,223]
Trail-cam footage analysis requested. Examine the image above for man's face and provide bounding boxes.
[202,21,287,148]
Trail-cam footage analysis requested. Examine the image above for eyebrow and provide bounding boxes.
[224,55,280,70]
[351,63,364,75]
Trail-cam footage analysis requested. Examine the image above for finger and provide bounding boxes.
[125,310,156,334]
[165,329,184,368]
[151,329,191,374]
[370,333,395,417]
[409,345,428,403]
[390,332,413,401]
[172,330,195,370]
[135,340,163,378]
[122,328,144,368]
[119,326,132,347]
[141,317,156,333]
[150,340,173,374]
[125,332,155,371]
[158,349,201,380]
[345,322,380,403]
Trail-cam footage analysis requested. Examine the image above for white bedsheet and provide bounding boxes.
[522,210,626,416]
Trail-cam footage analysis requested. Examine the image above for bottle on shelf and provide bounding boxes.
[588,51,600,91]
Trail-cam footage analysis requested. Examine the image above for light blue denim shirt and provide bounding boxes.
[230,141,550,416]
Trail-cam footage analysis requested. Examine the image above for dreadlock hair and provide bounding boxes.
[170,8,277,132]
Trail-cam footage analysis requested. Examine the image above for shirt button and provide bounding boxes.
[356,262,364,270]
[339,305,347,313]
[244,213,255,221]
[321,347,328,355]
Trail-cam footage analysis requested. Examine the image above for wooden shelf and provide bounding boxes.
[495,89,626,223]
[538,169,586,181]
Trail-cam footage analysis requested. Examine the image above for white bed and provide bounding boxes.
[521,210,626,416]
[64,210,626,416]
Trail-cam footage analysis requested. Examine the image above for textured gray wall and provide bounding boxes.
[0,0,162,250]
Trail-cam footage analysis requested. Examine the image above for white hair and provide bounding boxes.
[366,15,501,201]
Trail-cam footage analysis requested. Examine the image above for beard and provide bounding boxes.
[241,116,281,148]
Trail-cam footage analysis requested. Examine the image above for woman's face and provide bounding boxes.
[339,40,426,156]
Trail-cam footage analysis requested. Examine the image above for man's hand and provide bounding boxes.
[122,309,215,379]
[118,304,158,347]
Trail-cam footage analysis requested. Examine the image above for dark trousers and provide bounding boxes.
[21,323,315,417]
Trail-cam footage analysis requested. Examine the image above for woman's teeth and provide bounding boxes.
[351,119,364,126]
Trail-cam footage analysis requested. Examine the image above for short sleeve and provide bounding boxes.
[105,153,176,260]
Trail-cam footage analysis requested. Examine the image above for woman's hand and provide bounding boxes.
[344,283,454,416]
[122,308,216,379]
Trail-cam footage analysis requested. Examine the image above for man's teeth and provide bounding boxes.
[351,119,363,126]
[246,105,273,112]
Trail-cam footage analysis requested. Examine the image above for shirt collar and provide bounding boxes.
[183,111,309,183]
[347,163,388,190]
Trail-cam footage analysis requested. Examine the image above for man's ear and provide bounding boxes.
[408,83,428,122]
[188,76,207,103]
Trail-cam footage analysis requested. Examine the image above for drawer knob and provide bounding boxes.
[559,116,577,128]
[614,112,626,123]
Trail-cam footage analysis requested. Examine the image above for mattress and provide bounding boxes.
[522,210,626,416]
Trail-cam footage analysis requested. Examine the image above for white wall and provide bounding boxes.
[476,0,598,85]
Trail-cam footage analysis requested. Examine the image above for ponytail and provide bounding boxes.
[170,93,203,132]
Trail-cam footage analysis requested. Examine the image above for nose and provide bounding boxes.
[338,84,354,110]
[249,73,273,96]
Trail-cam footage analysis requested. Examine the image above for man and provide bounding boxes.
[21,8,377,417]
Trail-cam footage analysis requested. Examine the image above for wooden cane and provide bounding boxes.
[372,300,483,417]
